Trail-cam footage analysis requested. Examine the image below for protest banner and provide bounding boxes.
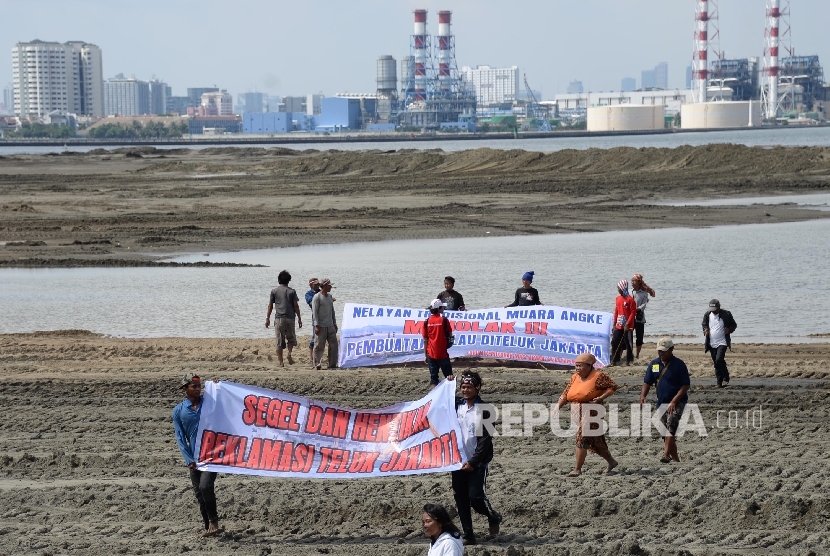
[338,303,612,368]
[194,380,465,478]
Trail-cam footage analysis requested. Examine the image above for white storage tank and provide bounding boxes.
[587,105,665,132]
[681,101,761,129]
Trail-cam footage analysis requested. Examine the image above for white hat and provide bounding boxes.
[429,299,447,310]
[656,337,675,352]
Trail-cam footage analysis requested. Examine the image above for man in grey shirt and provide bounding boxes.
[311,278,338,370]
[265,270,302,367]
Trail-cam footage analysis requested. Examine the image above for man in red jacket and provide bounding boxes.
[611,279,637,366]
[422,299,455,388]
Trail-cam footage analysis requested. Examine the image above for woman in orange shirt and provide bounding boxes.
[555,352,619,477]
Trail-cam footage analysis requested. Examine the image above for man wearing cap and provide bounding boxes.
[265,270,302,367]
[172,374,220,537]
[305,278,321,367]
[702,299,738,388]
[312,278,338,370]
[640,338,690,463]
[422,299,455,388]
[453,370,502,546]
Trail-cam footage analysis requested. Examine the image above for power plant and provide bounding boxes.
[371,9,476,129]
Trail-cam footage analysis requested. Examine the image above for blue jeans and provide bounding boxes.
[710,345,729,383]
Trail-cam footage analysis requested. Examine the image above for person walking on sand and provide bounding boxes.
[555,352,619,476]
[640,337,690,463]
[422,503,464,556]
[173,374,221,537]
[702,299,738,388]
[265,270,302,367]
[453,370,502,546]
[312,278,338,370]
[437,276,466,312]
[631,273,656,360]
[505,271,542,307]
[305,278,321,366]
[422,299,455,388]
[611,279,636,366]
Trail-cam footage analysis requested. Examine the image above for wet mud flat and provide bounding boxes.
[2,144,830,266]
[0,331,828,555]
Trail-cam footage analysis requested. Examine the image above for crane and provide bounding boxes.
[523,73,551,131]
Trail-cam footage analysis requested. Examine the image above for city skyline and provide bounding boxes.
[1,0,829,101]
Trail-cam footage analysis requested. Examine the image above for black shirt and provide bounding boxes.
[508,287,541,307]
[437,289,466,311]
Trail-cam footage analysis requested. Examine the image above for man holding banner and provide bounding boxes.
[172,374,221,537]
[453,371,502,546]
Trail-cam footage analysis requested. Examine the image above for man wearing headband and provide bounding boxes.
[172,374,221,537]
[453,371,502,545]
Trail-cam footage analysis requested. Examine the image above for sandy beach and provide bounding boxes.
[0,331,828,555]
[2,144,830,266]
[1,144,829,554]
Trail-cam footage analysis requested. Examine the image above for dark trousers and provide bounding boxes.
[452,467,499,539]
[634,322,645,347]
[427,357,453,385]
[189,468,219,529]
[611,328,633,364]
[710,345,729,383]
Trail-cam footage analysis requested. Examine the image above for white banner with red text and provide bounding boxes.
[338,303,612,368]
[194,379,465,478]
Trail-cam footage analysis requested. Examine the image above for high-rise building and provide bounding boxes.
[149,79,168,115]
[166,96,190,115]
[12,40,104,117]
[460,65,519,106]
[621,77,636,92]
[201,91,233,116]
[567,80,584,95]
[654,62,668,90]
[242,92,265,113]
[1,85,12,113]
[187,87,219,105]
[104,78,150,116]
[642,62,668,90]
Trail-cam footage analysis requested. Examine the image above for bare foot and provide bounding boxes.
[603,459,619,474]
[567,469,581,477]
[287,354,295,365]
[201,522,220,537]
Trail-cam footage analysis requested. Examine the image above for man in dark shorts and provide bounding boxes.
[265,270,302,367]
[172,374,220,537]
[437,276,466,312]
[640,337,690,464]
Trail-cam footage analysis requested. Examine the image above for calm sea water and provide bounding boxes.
[1,126,830,156]
[2,219,828,342]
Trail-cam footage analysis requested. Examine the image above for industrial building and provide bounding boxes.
[243,112,291,134]
[587,105,665,131]
[188,115,242,134]
[315,97,362,131]
[681,101,762,129]
[710,58,759,101]
[12,40,104,118]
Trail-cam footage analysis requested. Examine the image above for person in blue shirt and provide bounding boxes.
[639,337,690,464]
[172,373,220,537]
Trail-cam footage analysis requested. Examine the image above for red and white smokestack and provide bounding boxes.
[437,10,452,92]
[413,9,428,101]
[765,0,781,119]
[694,0,709,103]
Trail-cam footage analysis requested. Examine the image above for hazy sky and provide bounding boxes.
[3,0,828,100]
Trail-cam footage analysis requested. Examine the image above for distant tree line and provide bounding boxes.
[87,120,189,139]
[6,123,77,138]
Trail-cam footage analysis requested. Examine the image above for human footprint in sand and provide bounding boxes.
[555,353,619,476]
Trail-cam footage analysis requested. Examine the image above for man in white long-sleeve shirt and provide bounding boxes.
[311,278,338,369]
